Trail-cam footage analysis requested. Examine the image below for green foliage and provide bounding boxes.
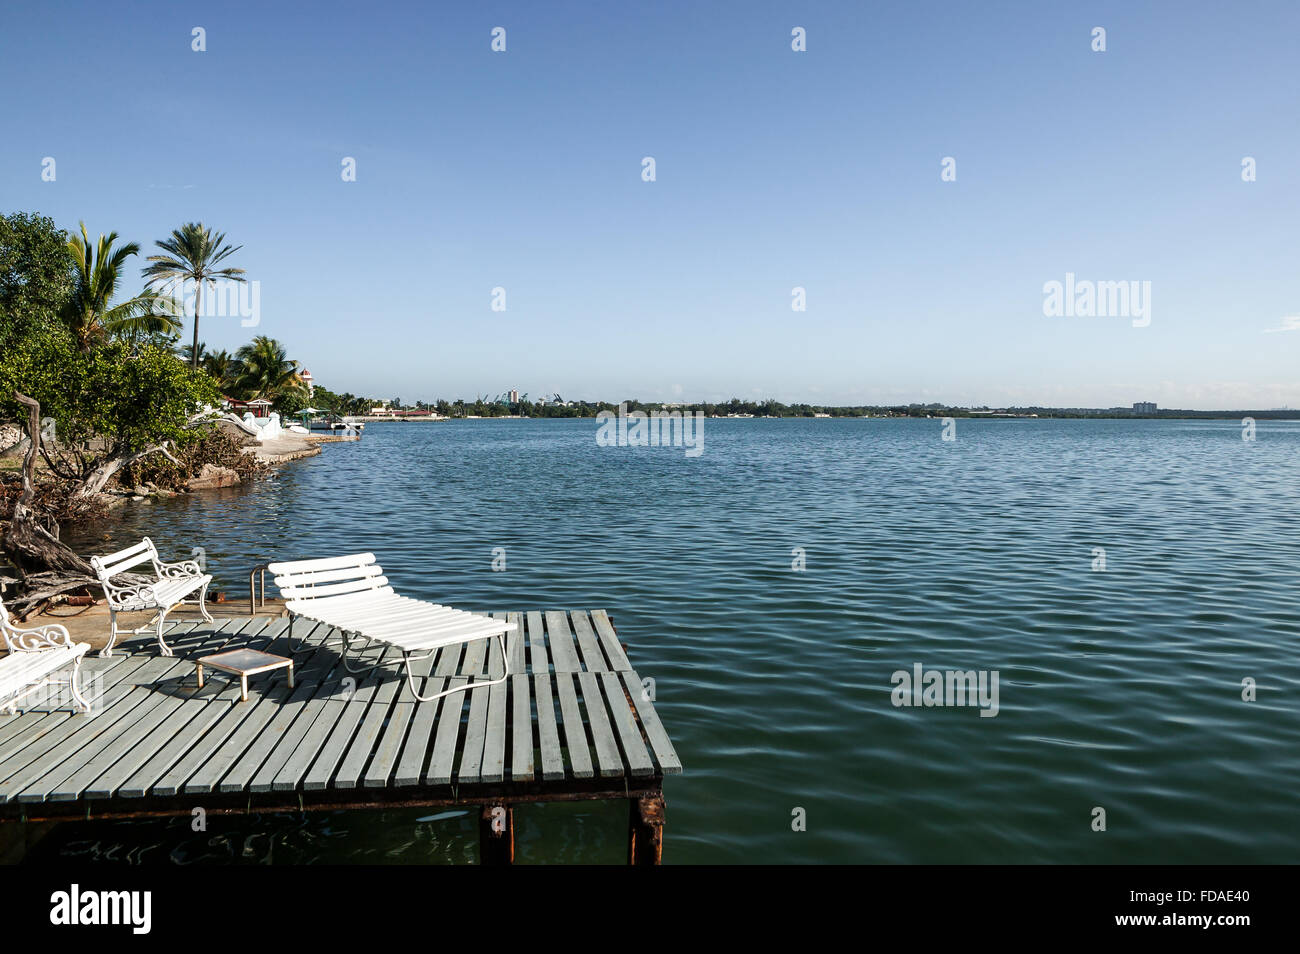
[143,223,245,369]
[0,211,75,357]
[0,338,220,480]
[234,335,303,404]
[122,427,268,491]
[62,223,182,351]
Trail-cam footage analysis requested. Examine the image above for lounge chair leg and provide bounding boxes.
[341,630,384,673]
[287,614,314,654]
[403,634,509,703]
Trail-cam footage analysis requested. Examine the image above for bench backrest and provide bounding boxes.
[268,553,390,602]
[90,538,160,582]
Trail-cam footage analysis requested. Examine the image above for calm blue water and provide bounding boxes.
[48,418,1300,863]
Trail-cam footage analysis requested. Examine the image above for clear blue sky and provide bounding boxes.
[2,0,1298,408]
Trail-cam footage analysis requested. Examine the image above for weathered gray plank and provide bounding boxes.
[481,678,508,784]
[393,677,446,787]
[235,645,339,794]
[577,670,624,778]
[455,679,491,783]
[553,672,592,779]
[364,674,419,788]
[334,673,401,789]
[426,678,467,785]
[509,674,534,782]
[568,611,609,672]
[532,674,564,781]
[597,671,653,777]
[544,610,582,672]
[620,670,682,774]
[505,611,525,672]
[300,675,380,791]
[589,610,632,671]
[525,611,548,673]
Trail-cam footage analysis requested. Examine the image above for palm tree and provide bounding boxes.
[202,348,239,391]
[142,223,245,369]
[61,223,182,352]
[178,340,208,366]
[235,335,302,402]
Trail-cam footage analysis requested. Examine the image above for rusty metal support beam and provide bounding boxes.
[479,804,514,865]
[628,793,664,865]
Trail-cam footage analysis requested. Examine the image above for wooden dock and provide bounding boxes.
[0,609,680,864]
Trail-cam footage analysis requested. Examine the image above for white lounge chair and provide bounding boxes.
[268,553,515,702]
[91,537,214,657]
[0,590,92,714]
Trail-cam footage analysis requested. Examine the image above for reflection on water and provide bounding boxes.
[46,419,1300,863]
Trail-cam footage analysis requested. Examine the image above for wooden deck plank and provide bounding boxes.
[620,670,682,775]
[568,611,609,672]
[525,611,548,673]
[506,611,525,672]
[588,609,633,671]
[393,677,445,787]
[553,672,593,779]
[455,679,491,783]
[364,674,420,789]
[482,678,508,784]
[532,674,564,781]
[577,670,624,778]
[334,674,402,789]
[544,610,582,672]
[0,621,232,802]
[300,676,381,791]
[426,677,468,785]
[597,671,654,777]
[509,674,534,782]
[236,642,341,794]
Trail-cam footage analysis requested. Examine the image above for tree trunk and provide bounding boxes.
[192,281,201,369]
[2,392,96,579]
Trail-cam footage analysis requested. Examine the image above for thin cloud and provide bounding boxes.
[1262,315,1300,333]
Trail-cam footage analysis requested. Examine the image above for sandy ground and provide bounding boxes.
[8,599,289,653]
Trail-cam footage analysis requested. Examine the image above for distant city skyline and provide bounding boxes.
[2,0,1298,410]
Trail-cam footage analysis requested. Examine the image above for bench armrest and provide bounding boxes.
[2,620,76,653]
[155,559,202,579]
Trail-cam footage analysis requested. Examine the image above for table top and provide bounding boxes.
[197,648,293,675]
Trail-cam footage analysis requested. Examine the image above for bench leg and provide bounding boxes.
[100,609,121,658]
[196,580,214,623]
[155,606,175,656]
[67,655,91,713]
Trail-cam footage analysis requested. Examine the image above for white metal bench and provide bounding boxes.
[268,553,516,703]
[0,590,92,714]
[90,537,213,657]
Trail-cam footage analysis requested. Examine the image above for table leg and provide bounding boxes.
[196,664,205,690]
[288,662,295,689]
[240,675,248,702]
